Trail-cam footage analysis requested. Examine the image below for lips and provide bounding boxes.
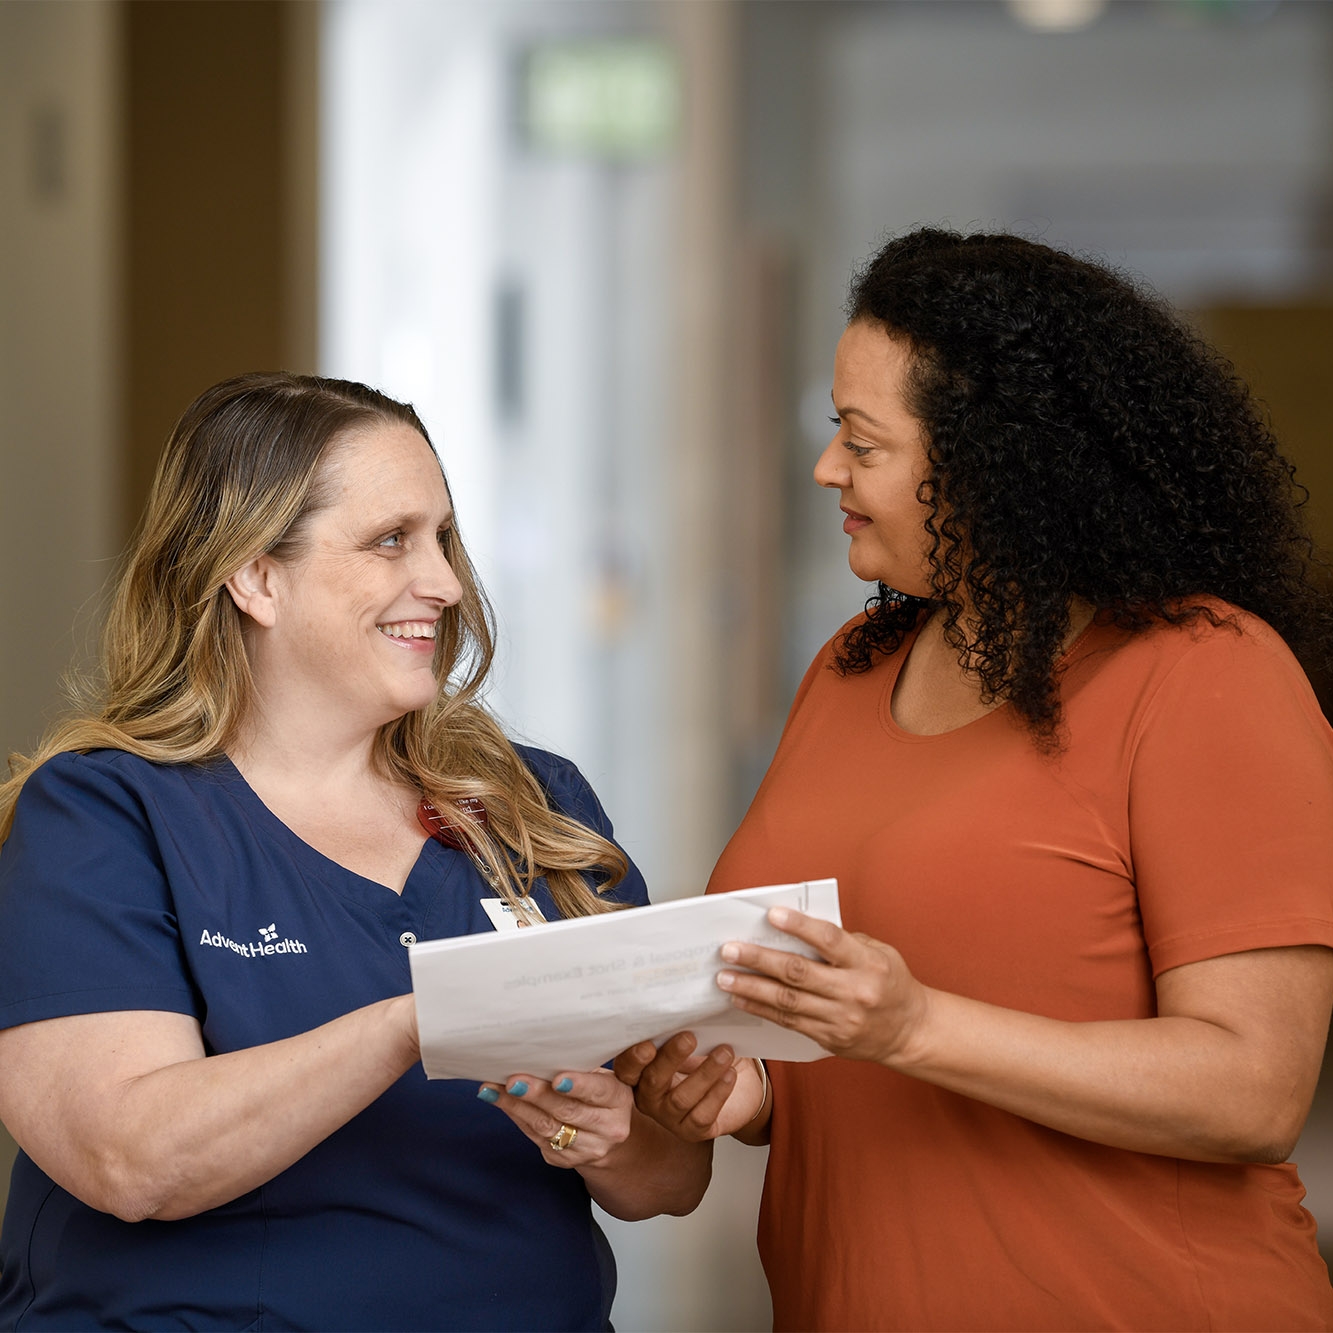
[841,506,871,533]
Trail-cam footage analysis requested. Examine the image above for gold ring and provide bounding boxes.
[548,1123,578,1152]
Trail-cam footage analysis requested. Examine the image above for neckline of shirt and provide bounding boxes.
[212,755,444,910]
[876,613,1104,744]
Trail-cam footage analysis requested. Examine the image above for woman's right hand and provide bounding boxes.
[613,1033,769,1143]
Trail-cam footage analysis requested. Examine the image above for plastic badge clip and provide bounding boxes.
[416,796,488,851]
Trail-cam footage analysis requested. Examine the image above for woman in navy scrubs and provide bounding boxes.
[0,373,709,1331]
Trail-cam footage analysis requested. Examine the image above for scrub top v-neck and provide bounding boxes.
[0,745,647,1331]
[212,755,551,976]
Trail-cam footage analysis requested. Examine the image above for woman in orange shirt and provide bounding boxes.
[618,229,1333,1330]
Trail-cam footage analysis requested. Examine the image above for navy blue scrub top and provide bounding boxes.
[0,746,649,1331]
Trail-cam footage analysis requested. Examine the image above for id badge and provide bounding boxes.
[480,896,547,931]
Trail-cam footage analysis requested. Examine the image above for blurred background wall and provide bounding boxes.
[3,1,1333,1328]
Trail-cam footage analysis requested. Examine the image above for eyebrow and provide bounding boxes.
[834,402,891,430]
[368,509,455,530]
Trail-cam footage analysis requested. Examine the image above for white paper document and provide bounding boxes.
[409,879,841,1082]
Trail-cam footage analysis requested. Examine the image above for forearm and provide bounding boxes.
[720,918,1333,1166]
[895,988,1307,1162]
[577,1110,714,1220]
[33,997,420,1221]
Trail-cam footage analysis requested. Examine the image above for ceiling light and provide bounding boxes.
[1005,0,1109,32]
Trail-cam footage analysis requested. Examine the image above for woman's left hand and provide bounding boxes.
[717,906,930,1066]
[478,1069,633,1168]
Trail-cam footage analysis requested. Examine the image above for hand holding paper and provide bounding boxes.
[408,879,841,1083]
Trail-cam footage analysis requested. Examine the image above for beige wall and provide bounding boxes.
[0,0,122,764]
[122,0,318,527]
[1194,305,1333,550]
[1195,305,1333,711]
[1,0,317,757]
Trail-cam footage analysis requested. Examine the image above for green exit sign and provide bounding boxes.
[523,39,680,161]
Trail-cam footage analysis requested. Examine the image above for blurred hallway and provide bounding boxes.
[4,2,1333,1328]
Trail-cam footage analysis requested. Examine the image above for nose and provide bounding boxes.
[814,436,849,490]
[415,541,464,607]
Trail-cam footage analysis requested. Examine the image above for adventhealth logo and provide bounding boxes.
[200,922,309,958]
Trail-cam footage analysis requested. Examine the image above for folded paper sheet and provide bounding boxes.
[409,879,841,1082]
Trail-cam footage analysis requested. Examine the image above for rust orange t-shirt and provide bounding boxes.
[708,604,1333,1331]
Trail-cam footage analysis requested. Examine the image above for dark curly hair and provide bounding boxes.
[836,226,1333,741]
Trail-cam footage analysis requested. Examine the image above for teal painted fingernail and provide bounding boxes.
[477,1086,499,1104]
[555,1077,574,1093]
[508,1080,528,1097]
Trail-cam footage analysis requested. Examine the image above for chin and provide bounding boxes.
[848,555,891,585]
[375,686,440,725]
[398,690,440,718]
[849,550,931,597]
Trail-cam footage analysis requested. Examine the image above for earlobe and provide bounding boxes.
[223,557,280,629]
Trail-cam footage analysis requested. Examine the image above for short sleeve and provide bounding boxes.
[517,746,651,908]
[1127,619,1333,976]
[0,752,202,1029]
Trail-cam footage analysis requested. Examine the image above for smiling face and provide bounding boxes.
[814,320,936,597]
[235,421,464,738]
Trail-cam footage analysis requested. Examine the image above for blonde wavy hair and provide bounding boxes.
[0,372,627,919]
